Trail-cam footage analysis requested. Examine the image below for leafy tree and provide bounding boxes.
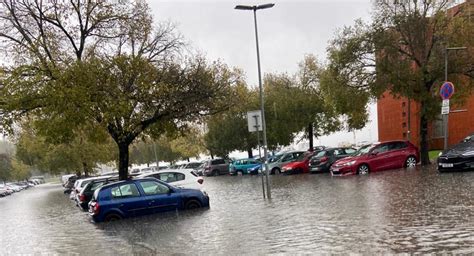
[10,158,30,181]
[0,1,238,180]
[0,153,12,182]
[204,84,259,158]
[324,0,473,164]
[15,123,116,176]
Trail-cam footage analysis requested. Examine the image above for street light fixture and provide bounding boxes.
[443,46,467,150]
[235,3,274,199]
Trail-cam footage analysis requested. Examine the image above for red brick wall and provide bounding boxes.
[378,92,474,150]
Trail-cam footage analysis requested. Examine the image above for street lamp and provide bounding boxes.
[443,46,467,150]
[235,3,274,199]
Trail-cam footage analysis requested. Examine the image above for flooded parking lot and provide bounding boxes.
[1,166,473,254]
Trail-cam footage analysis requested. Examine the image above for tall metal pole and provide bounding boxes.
[444,48,449,150]
[253,115,265,198]
[153,142,159,170]
[253,8,271,199]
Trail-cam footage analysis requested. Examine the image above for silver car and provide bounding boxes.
[266,151,306,174]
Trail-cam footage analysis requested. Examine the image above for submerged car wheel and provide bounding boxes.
[212,170,220,176]
[105,213,122,222]
[405,156,417,168]
[357,164,369,175]
[237,170,243,176]
[273,168,281,175]
[185,199,202,210]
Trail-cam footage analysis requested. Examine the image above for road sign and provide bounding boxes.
[441,106,450,115]
[247,110,262,132]
[441,99,450,115]
[440,82,454,100]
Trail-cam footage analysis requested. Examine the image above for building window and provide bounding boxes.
[403,132,407,139]
[402,112,406,117]
[402,102,406,108]
[402,122,407,128]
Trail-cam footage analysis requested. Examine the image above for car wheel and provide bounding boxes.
[237,170,243,176]
[212,170,220,176]
[105,213,122,222]
[185,199,202,210]
[357,164,370,175]
[273,168,281,175]
[405,156,417,168]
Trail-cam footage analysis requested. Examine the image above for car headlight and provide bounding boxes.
[201,190,208,196]
[461,151,474,156]
[438,152,443,157]
[343,161,356,166]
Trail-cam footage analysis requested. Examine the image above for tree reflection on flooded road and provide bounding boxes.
[1,166,473,254]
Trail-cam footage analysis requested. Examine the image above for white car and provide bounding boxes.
[138,169,203,190]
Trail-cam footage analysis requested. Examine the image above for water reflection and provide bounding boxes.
[1,166,473,254]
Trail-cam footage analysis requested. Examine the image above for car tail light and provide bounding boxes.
[79,194,86,202]
[93,203,100,215]
[320,156,328,162]
[197,178,204,184]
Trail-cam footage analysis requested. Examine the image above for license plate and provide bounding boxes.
[441,163,453,168]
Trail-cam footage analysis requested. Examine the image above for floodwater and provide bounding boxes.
[1,166,473,255]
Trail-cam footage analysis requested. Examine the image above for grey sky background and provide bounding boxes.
[147,0,378,149]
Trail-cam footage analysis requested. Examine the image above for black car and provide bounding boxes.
[437,133,474,172]
[309,147,356,173]
[77,176,119,210]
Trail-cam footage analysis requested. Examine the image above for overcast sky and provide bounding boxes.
[147,0,378,149]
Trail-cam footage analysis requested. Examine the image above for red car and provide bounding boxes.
[330,140,419,176]
[281,151,316,174]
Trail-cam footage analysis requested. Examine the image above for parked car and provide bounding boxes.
[229,158,261,175]
[309,147,356,173]
[202,158,230,176]
[138,169,203,189]
[267,151,306,174]
[330,140,419,176]
[72,176,110,202]
[88,178,210,222]
[63,175,78,194]
[281,151,317,174]
[437,132,474,172]
[77,176,119,210]
[181,162,203,169]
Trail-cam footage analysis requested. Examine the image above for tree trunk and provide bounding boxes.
[247,148,253,158]
[82,162,89,177]
[419,101,430,165]
[308,123,314,151]
[118,142,130,180]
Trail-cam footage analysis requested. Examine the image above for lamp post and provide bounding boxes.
[444,46,467,150]
[235,3,274,199]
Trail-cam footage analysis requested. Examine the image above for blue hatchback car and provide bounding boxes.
[88,178,209,222]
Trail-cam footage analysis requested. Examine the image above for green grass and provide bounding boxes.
[429,150,442,161]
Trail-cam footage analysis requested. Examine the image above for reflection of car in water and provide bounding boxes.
[437,132,474,172]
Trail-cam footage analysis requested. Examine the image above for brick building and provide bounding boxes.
[377,0,474,150]
[378,92,474,150]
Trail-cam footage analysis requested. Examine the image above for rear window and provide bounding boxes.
[157,172,185,183]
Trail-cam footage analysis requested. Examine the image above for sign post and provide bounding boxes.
[247,110,266,198]
[440,82,454,150]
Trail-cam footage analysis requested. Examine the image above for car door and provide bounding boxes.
[388,142,409,168]
[368,143,392,171]
[110,183,149,217]
[138,180,180,213]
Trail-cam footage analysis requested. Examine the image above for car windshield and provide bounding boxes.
[353,145,376,156]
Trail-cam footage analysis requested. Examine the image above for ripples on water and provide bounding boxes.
[0,166,473,255]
